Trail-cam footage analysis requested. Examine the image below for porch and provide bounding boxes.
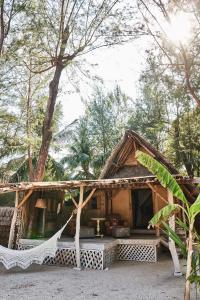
[18,235,161,270]
[1,175,197,273]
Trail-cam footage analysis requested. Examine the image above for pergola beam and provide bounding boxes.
[0,176,199,194]
[17,190,33,209]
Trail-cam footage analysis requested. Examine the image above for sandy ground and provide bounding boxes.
[0,253,198,300]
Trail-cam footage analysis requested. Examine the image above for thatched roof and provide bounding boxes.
[99,130,200,202]
[100,130,180,179]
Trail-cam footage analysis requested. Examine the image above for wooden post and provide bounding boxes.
[168,190,182,276]
[74,185,84,270]
[153,189,160,237]
[65,189,78,208]
[81,188,96,209]
[184,221,194,300]
[8,191,19,249]
[147,183,162,237]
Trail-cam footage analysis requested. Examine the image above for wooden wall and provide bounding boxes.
[83,191,106,223]
[91,185,169,229]
[0,207,14,246]
[152,185,168,213]
[111,189,132,227]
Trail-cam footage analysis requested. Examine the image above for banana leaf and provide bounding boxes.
[149,204,180,227]
[136,150,187,205]
[162,221,187,257]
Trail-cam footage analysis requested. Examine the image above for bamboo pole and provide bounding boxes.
[81,188,96,209]
[184,220,194,300]
[65,189,78,208]
[74,186,84,270]
[8,191,19,249]
[17,189,33,209]
[147,183,167,237]
[147,183,168,204]
[168,190,182,276]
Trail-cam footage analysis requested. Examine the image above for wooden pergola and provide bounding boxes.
[1,175,199,271]
[0,175,199,194]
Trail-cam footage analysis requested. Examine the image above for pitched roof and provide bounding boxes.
[100,130,179,179]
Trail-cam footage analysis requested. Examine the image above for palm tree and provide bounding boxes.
[61,119,94,180]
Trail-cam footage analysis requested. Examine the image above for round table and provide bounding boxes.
[91,217,106,237]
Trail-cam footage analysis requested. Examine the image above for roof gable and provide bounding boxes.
[100,130,179,179]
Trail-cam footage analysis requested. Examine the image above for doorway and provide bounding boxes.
[132,189,153,229]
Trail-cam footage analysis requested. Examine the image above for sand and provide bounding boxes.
[0,253,198,300]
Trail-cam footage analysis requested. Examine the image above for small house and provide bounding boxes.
[0,130,199,272]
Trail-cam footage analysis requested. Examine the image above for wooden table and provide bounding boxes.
[91,217,106,237]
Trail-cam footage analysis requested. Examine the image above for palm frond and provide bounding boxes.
[149,204,180,227]
[53,119,78,143]
[162,221,187,257]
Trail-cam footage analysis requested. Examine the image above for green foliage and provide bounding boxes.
[149,204,180,227]
[189,194,200,220]
[133,48,200,177]
[128,56,168,151]
[9,155,65,182]
[85,85,129,176]
[176,218,189,232]
[136,150,200,294]
[166,108,200,177]
[135,150,188,204]
[59,85,130,179]
[61,118,94,180]
[189,249,200,289]
[162,221,187,257]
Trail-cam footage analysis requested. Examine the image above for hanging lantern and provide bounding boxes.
[35,198,47,209]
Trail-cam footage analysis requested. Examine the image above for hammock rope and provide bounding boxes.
[0,211,75,270]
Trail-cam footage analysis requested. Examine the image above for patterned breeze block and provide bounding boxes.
[117,244,157,262]
[17,237,159,269]
[18,239,118,270]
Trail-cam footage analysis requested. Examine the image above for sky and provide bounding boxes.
[57,4,196,127]
[59,39,148,125]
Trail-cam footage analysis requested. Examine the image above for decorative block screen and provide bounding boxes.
[44,248,104,270]
[18,239,158,269]
[117,244,157,262]
[18,244,104,270]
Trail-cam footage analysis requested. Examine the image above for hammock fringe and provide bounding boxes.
[0,212,74,270]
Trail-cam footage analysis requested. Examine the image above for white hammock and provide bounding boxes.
[0,213,74,270]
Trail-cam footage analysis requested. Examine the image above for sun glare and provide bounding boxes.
[165,12,192,44]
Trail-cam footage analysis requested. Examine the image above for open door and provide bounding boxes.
[132,189,153,229]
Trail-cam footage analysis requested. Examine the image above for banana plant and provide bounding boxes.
[136,150,200,300]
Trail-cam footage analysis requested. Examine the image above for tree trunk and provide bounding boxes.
[26,59,34,181]
[0,0,5,55]
[34,64,64,181]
